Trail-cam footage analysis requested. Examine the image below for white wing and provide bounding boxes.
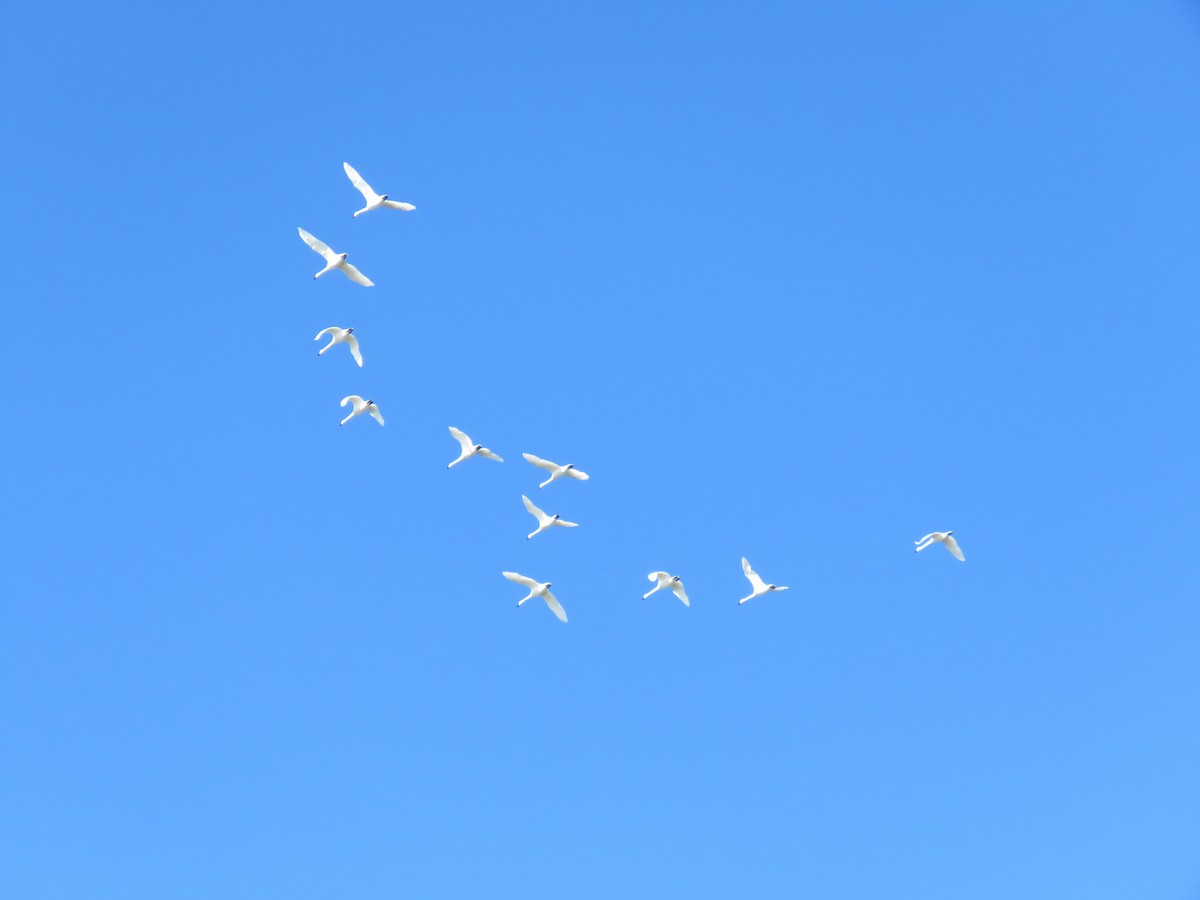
[369,405,385,426]
[340,262,374,287]
[542,590,568,623]
[449,427,474,452]
[383,199,416,211]
[503,571,539,589]
[522,494,547,522]
[742,557,767,592]
[341,395,363,408]
[522,452,559,472]
[553,519,578,528]
[944,535,965,561]
[343,162,382,204]
[648,571,669,583]
[671,582,690,607]
[479,449,504,462]
[566,468,590,481]
[345,333,362,366]
[298,227,338,263]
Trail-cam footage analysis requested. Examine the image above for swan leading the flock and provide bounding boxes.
[502,571,568,623]
[914,531,965,561]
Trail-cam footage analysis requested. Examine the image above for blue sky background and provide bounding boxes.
[3,2,1199,897]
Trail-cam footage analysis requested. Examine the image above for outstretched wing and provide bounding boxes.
[345,333,363,367]
[542,590,568,623]
[369,405,385,426]
[944,536,965,561]
[671,582,690,607]
[449,427,474,452]
[343,162,382,204]
[648,571,668,583]
[522,494,546,521]
[298,227,338,263]
[503,571,538,589]
[383,199,416,211]
[522,452,558,472]
[566,468,590,481]
[340,395,363,408]
[742,557,767,592]
[340,262,374,287]
[479,449,504,462]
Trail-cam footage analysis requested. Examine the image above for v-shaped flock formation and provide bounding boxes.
[300,162,966,624]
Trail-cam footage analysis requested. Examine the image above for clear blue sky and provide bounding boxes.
[3,2,1199,897]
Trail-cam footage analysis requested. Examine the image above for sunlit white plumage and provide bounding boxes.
[314,326,363,367]
[914,531,965,561]
[644,571,690,607]
[343,162,416,217]
[339,395,384,427]
[522,494,578,540]
[521,453,590,489]
[502,571,567,623]
[447,427,503,469]
[297,227,374,286]
[738,557,789,605]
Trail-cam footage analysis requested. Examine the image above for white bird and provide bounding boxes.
[447,426,503,469]
[644,571,690,607]
[297,227,374,286]
[522,494,578,540]
[521,453,590,489]
[738,557,789,605]
[314,326,363,367]
[343,162,416,217]
[914,531,965,561]
[339,395,384,427]
[502,571,567,623]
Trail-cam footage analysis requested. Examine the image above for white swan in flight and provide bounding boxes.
[644,572,690,607]
[521,453,590,489]
[522,495,578,540]
[339,395,384,427]
[738,557,789,605]
[314,326,362,367]
[502,571,567,623]
[447,427,503,468]
[914,531,965,561]
[297,227,374,286]
[343,162,416,217]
